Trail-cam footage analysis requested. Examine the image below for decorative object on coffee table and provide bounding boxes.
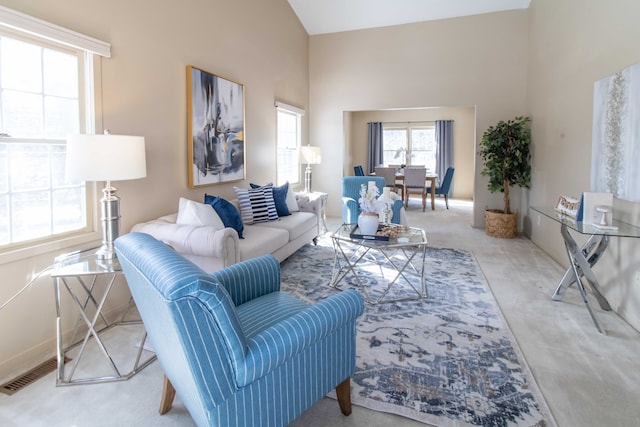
[187,65,245,188]
[357,181,380,235]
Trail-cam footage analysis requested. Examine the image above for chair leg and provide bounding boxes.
[445,194,449,209]
[159,375,176,415]
[336,377,352,416]
[422,190,426,212]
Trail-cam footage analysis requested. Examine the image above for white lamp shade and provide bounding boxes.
[300,146,322,165]
[66,134,147,182]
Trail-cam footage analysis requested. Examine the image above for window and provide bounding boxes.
[275,102,304,186]
[382,123,436,171]
[0,6,111,253]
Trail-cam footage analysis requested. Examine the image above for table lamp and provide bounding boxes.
[66,132,146,260]
[299,145,321,193]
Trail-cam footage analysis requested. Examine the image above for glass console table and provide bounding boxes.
[531,206,640,334]
[52,248,156,385]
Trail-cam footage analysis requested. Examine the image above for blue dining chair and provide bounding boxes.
[353,165,365,176]
[426,166,455,209]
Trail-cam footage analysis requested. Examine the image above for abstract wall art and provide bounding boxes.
[187,66,245,187]
[591,62,640,202]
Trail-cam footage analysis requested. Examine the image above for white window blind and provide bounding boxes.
[275,101,305,186]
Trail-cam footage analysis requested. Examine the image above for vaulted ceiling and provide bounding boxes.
[288,0,531,35]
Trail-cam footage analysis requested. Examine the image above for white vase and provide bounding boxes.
[358,212,379,235]
[377,193,394,224]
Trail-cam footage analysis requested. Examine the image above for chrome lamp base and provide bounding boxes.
[304,165,313,193]
[95,184,121,260]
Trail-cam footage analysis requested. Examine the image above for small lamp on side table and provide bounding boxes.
[300,145,322,193]
[66,132,147,260]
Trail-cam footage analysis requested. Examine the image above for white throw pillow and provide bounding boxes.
[176,197,225,229]
[285,187,299,212]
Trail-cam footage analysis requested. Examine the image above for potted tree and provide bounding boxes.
[479,116,532,238]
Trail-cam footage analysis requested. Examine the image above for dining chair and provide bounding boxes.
[375,166,404,199]
[403,167,427,211]
[354,165,365,176]
[426,166,455,209]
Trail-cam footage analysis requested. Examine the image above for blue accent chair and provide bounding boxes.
[426,166,455,209]
[342,176,403,225]
[353,165,365,176]
[115,232,364,427]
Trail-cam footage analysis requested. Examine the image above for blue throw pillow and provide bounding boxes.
[249,182,291,217]
[203,194,244,239]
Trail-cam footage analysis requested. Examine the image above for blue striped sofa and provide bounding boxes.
[115,232,365,427]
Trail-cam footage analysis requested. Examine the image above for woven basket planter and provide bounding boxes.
[485,210,518,238]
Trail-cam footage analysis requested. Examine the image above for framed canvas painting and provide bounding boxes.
[591,62,640,202]
[187,65,245,187]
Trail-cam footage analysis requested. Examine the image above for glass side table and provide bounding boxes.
[52,248,156,385]
[531,206,640,334]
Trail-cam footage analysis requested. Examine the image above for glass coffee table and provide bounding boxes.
[329,224,428,304]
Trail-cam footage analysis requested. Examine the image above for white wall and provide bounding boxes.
[526,0,640,330]
[0,0,308,380]
[308,11,529,223]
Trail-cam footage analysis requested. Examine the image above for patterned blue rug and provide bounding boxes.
[280,238,555,427]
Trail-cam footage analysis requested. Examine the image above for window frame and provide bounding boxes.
[0,6,110,264]
[275,101,305,187]
[382,122,436,171]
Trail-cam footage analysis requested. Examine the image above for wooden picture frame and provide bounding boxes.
[554,195,580,218]
[187,65,245,187]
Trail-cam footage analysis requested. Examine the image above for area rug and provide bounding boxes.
[280,238,555,427]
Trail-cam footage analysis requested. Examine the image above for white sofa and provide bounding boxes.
[131,194,321,273]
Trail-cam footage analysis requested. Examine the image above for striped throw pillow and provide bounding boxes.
[233,185,279,224]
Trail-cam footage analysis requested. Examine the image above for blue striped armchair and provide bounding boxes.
[115,232,364,427]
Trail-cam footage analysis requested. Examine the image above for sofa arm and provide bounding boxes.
[132,221,239,262]
[209,255,281,306]
[237,289,364,386]
[295,193,319,215]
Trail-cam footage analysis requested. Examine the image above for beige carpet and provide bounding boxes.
[2,199,640,427]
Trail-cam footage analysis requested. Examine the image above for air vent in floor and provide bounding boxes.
[0,356,69,395]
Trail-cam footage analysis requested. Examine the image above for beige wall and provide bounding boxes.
[526,0,640,330]
[308,11,529,221]
[347,107,475,199]
[0,0,308,380]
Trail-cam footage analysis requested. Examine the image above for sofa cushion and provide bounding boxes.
[252,211,317,241]
[204,195,244,239]
[234,186,279,225]
[286,186,299,212]
[250,182,291,217]
[176,198,225,229]
[239,225,289,261]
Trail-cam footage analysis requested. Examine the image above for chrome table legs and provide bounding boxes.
[552,223,612,334]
